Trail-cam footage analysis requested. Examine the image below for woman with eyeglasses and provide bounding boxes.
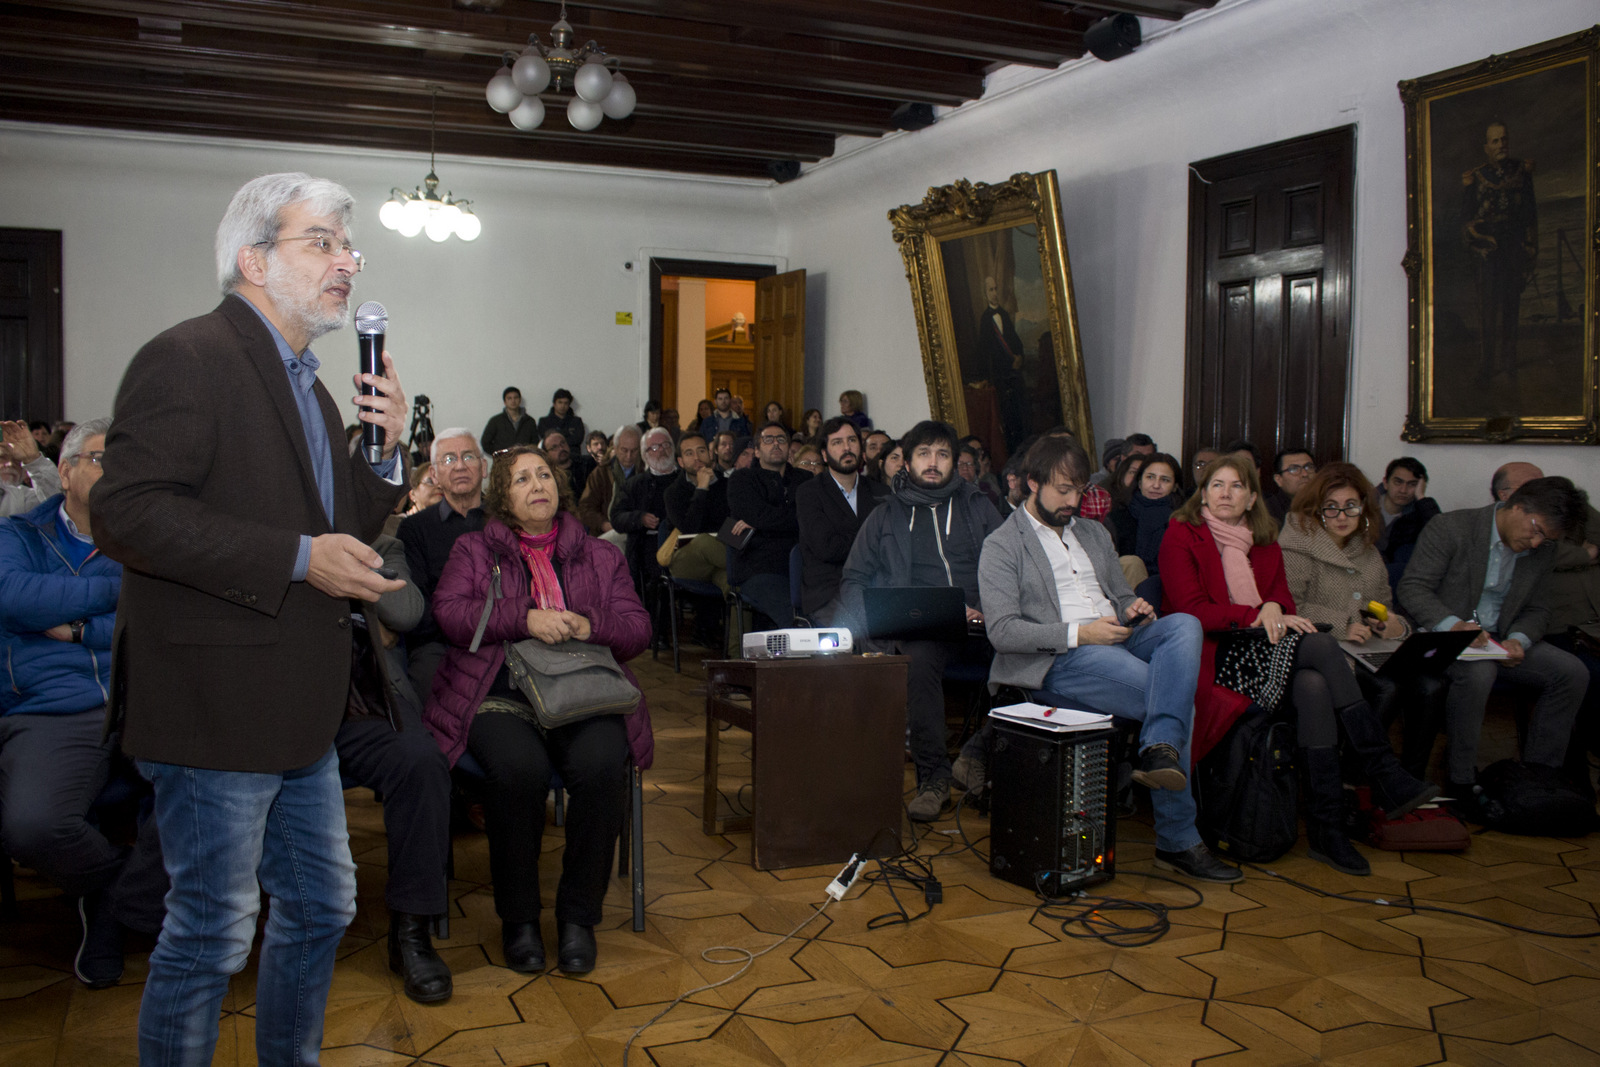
[1161,455,1437,876]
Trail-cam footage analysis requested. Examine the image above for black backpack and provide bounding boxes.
[1475,759,1600,837]
[1195,705,1298,862]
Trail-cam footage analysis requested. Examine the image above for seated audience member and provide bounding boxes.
[335,533,453,1004]
[792,444,823,477]
[763,401,789,433]
[838,389,873,432]
[1263,447,1316,524]
[958,444,1005,514]
[661,408,681,441]
[796,417,889,624]
[536,388,586,452]
[864,429,891,465]
[1184,445,1220,493]
[710,430,738,478]
[481,386,540,455]
[404,461,439,515]
[584,429,609,468]
[637,400,663,436]
[1039,426,1112,520]
[999,454,1028,515]
[1369,457,1441,589]
[425,445,651,976]
[1397,476,1591,811]
[726,422,809,628]
[800,408,824,442]
[0,418,166,986]
[398,429,486,699]
[965,436,1239,882]
[1108,451,1182,582]
[577,424,640,543]
[1161,454,1437,875]
[838,420,1003,820]
[611,426,679,593]
[1107,451,1151,509]
[1123,433,1156,459]
[876,439,905,485]
[663,432,730,594]
[1491,460,1543,503]
[1090,437,1124,487]
[703,389,750,439]
[1281,463,1441,774]
[541,428,581,499]
[28,419,53,457]
[686,399,714,435]
[1,419,62,517]
[733,437,757,470]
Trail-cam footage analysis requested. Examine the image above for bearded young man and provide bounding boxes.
[795,416,889,623]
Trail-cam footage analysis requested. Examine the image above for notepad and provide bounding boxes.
[989,702,1113,733]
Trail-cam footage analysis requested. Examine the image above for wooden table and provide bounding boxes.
[703,655,908,869]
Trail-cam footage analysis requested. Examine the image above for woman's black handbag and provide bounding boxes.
[1194,704,1298,862]
[469,554,642,730]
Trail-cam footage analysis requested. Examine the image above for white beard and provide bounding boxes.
[264,254,349,343]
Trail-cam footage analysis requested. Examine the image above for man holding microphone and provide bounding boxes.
[92,173,408,1065]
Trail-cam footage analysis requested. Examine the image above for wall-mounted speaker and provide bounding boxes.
[767,159,802,183]
[1085,13,1141,61]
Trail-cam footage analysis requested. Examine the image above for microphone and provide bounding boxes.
[355,301,388,464]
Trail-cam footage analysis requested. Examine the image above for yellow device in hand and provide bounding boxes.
[1359,600,1388,624]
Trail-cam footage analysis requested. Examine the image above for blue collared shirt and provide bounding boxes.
[241,301,399,581]
[56,501,97,571]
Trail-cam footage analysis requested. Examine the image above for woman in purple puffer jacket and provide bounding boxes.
[425,444,652,977]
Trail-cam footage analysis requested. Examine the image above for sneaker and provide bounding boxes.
[75,891,124,989]
[951,752,987,795]
[1132,743,1187,792]
[1152,843,1243,884]
[906,778,952,822]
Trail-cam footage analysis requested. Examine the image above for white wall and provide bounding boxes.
[773,0,1598,510]
[0,122,777,444]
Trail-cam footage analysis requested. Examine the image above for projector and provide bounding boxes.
[741,628,853,659]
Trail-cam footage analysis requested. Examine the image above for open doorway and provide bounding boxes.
[648,258,806,434]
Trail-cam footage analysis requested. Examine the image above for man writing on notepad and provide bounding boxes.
[1398,476,1590,815]
[962,435,1239,883]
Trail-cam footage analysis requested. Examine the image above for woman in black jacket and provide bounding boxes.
[1108,452,1182,579]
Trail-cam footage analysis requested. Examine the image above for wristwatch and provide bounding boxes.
[69,620,84,643]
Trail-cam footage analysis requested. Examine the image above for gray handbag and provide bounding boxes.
[469,553,642,729]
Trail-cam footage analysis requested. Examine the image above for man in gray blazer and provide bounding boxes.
[1397,476,1590,802]
[965,436,1239,883]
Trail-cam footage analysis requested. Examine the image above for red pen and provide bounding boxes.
[1043,707,1057,717]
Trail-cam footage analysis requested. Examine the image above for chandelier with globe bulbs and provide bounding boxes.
[379,88,481,243]
[484,2,637,132]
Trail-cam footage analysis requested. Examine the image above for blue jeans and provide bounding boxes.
[136,745,356,1067]
[1037,614,1203,852]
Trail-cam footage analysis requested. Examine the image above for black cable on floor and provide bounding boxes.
[1032,868,1205,948]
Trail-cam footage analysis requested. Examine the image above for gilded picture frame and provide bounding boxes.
[1400,26,1599,444]
[889,170,1095,464]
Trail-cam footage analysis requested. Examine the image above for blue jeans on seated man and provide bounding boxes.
[1036,613,1203,854]
[136,744,356,1067]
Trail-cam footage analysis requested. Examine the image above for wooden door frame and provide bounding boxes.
[1182,126,1355,464]
[647,258,777,408]
[0,228,64,422]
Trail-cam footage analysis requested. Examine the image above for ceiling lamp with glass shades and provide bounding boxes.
[484,1,637,132]
[380,88,482,243]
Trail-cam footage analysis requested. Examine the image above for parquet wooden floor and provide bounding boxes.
[4,648,1600,1066]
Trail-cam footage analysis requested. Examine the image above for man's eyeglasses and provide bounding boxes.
[1319,502,1362,518]
[254,234,365,272]
[73,450,105,467]
[438,451,481,466]
[758,434,788,445]
[645,443,672,454]
[1281,462,1316,476]
[796,458,822,470]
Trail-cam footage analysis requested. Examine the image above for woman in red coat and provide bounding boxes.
[425,445,652,976]
[1160,455,1436,876]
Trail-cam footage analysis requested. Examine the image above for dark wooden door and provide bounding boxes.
[0,229,63,422]
[754,268,806,425]
[1184,127,1353,469]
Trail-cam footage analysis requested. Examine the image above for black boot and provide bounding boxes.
[1300,746,1370,876]
[1336,699,1439,817]
[502,920,545,973]
[388,912,453,1003]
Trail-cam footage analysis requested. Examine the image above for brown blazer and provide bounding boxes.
[91,295,406,772]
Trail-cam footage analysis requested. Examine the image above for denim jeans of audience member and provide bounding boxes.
[1441,641,1589,783]
[136,745,356,1067]
[1037,613,1203,853]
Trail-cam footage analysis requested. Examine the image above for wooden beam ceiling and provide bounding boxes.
[0,0,1215,179]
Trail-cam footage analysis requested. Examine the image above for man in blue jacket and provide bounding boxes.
[0,418,146,987]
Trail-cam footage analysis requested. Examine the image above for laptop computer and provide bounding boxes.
[1340,627,1479,677]
[863,586,968,642]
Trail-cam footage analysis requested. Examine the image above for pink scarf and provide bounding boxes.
[1202,507,1261,607]
[515,527,567,612]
